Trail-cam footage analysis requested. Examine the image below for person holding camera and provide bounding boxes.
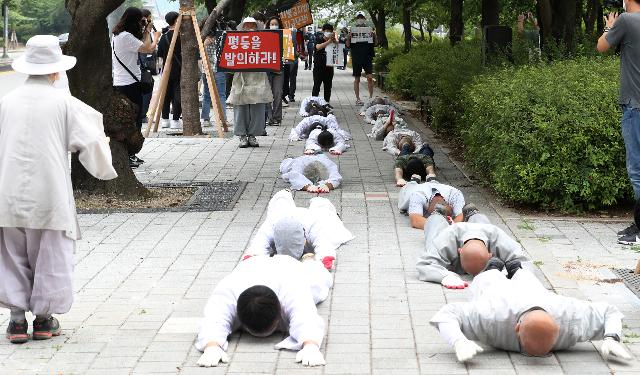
[597,0,640,243]
[112,7,161,168]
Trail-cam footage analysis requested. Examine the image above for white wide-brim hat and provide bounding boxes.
[12,35,77,75]
[239,17,258,30]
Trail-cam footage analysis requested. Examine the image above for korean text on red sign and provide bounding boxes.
[216,30,283,73]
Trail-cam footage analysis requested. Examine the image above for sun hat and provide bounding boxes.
[239,17,258,30]
[12,35,76,75]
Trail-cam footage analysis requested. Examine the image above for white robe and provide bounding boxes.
[195,255,333,352]
[306,128,349,154]
[299,96,328,117]
[280,155,342,191]
[430,269,624,352]
[246,189,354,259]
[289,114,351,141]
[359,97,397,114]
[382,129,423,156]
[364,104,398,123]
[0,76,117,240]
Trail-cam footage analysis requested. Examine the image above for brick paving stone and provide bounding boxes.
[1,68,638,375]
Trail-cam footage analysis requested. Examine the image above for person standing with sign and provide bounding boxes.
[346,11,376,106]
[227,17,274,148]
[312,24,337,103]
[266,16,286,127]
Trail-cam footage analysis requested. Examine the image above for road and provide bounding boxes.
[0,70,26,99]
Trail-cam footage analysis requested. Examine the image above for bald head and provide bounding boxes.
[517,310,559,357]
[459,240,492,276]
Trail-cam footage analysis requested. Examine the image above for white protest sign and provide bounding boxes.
[350,26,374,44]
[325,42,344,67]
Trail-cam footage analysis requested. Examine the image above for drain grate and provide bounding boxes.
[610,268,640,297]
[77,181,247,214]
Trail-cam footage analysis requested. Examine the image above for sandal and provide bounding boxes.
[355,99,364,106]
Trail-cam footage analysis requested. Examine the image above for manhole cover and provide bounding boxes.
[610,268,640,297]
[77,181,246,214]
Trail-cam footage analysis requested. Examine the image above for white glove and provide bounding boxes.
[454,339,484,362]
[441,274,468,289]
[601,337,632,360]
[196,345,229,367]
[295,343,326,366]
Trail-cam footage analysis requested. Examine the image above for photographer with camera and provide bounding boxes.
[111,7,161,168]
[597,0,640,243]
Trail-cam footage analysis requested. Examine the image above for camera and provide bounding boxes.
[603,0,623,9]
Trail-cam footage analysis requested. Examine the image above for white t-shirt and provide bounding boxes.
[112,31,143,86]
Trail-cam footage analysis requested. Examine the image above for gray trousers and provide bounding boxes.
[234,103,266,136]
[0,228,75,316]
[424,213,491,249]
[267,72,284,123]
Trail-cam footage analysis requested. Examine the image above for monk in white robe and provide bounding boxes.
[0,35,117,343]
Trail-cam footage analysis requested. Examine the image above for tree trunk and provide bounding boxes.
[418,22,425,41]
[428,28,433,42]
[585,0,597,36]
[202,0,236,38]
[538,0,577,55]
[65,0,147,197]
[481,0,499,28]
[449,0,463,45]
[178,1,202,136]
[205,0,216,13]
[402,0,412,52]
[596,3,604,35]
[369,6,388,49]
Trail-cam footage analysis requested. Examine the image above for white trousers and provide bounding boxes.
[0,227,75,315]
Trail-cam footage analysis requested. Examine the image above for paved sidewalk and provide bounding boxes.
[2,69,640,375]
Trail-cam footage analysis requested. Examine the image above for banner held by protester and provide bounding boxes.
[216,30,283,73]
[279,0,313,30]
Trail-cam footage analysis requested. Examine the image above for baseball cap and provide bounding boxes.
[356,11,366,18]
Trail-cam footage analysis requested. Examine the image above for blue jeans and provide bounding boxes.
[201,72,227,120]
[622,105,640,199]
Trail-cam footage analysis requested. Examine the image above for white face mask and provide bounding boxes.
[356,18,366,26]
[269,25,278,30]
[324,31,333,38]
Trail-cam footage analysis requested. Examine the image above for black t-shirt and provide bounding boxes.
[313,32,328,69]
[350,41,374,64]
[157,30,182,78]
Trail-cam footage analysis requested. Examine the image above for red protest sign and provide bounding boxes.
[279,0,313,30]
[216,30,283,73]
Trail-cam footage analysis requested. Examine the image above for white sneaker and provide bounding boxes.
[161,119,170,128]
[201,119,211,127]
[170,119,182,129]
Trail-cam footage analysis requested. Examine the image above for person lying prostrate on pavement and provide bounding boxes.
[195,255,332,368]
[280,154,342,193]
[299,96,329,116]
[290,115,351,141]
[359,96,398,115]
[244,189,354,270]
[305,127,349,155]
[383,128,423,157]
[364,104,397,124]
[369,109,406,140]
[430,263,631,363]
[416,206,529,289]
[406,181,466,228]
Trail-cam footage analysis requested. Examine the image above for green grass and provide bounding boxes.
[518,219,535,231]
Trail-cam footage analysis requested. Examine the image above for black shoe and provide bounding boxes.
[32,317,60,340]
[288,96,296,103]
[248,136,259,147]
[239,136,249,148]
[128,156,141,168]
[272,121,281,126]
[505,259,522,279]
[462,203,480,222]
[131,155,145,164]
[282,97,289,105]
[618,233,640,245]
[618,223,639,237]
[6,320,28,344]
[484,257,505,272]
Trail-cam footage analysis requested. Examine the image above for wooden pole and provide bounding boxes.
[144,14,183,137]
[190,9,226,138]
